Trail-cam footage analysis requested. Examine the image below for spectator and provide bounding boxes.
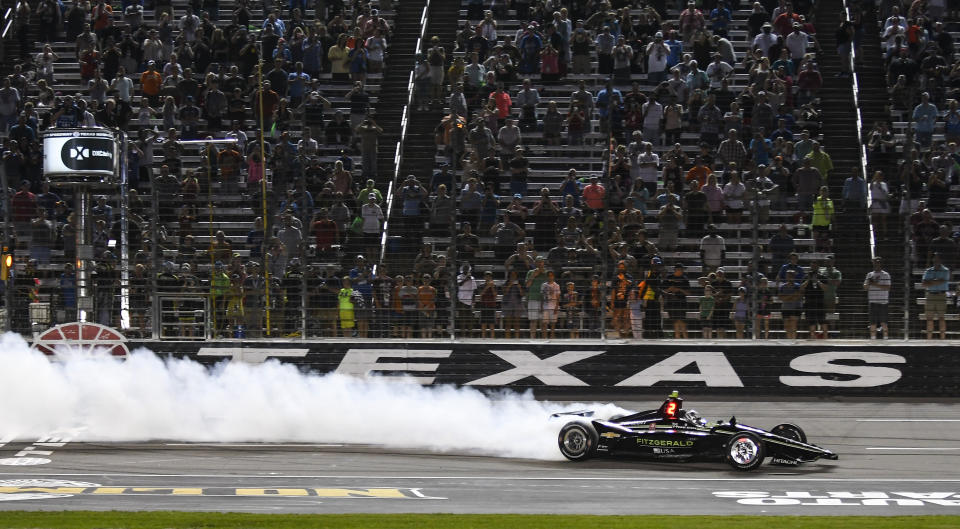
[583,176,606,211]
[700,284,716,339]
[912,92,938,148]
[700,224,725,272]
[864,257,891,339]
[355,116,383,179]
[811,186,835,252]
[490,213,525,262]
[923,252,951,340]
[456,264,477,336]
[779,269,802,339]
[360,193,384,261]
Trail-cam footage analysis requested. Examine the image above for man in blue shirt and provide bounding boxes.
[287,62,311,108]
[595,80,621,135]
[665,31,683,69]
[710,1,732,37]
[842,171,867,211]
[913,91,939,148]
[922,252,951,339]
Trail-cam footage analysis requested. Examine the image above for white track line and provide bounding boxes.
[857,419,960,422]
[163,443,345,448]
[866,447,960,451]
[5,473,960,483]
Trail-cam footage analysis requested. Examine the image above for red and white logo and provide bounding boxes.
[32,322,129,358]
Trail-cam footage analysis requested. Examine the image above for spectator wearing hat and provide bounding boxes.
[646,32,671,84]
[753,22,778,58]
[923,252,951,340]
[641,257,665,338]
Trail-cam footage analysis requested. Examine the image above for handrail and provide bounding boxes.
[378,0,430,265]
[1,5,17,41]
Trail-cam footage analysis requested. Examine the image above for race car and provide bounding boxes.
[554,391,837,471]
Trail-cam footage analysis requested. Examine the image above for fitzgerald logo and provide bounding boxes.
[60,138,114,171]
[637,438,695,448]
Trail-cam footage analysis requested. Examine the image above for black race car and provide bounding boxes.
[554,391,837,471]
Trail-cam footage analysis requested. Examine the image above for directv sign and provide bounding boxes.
[42,129,118,178]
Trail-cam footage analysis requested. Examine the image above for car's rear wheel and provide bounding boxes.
[558,422,597,461]
[725,432,766,471]
[771,423,807,444]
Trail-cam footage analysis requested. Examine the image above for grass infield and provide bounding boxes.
[0,513,958,529]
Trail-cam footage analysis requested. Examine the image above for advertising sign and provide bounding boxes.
[116,341,960,397]
[42,129,117,178]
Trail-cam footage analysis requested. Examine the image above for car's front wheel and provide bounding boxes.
[558,422,597,461]
[725,432,766,471]
[771,423,807,443]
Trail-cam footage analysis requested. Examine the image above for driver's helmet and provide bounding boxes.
[684,409,704,425]
[659,390,683,419]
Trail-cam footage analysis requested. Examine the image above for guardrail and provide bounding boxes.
[379,0,431,265]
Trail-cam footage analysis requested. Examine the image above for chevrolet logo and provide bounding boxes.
[599,432,621,439]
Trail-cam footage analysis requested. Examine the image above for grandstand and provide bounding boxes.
[0,0,950,341]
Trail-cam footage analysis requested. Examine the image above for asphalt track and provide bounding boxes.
[1,400,959,515]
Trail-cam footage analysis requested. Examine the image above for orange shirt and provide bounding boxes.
[583,183,606,210]
[140,70,162,96]
[417,286,436,311]
[489,91,512,119]
[685,165,712,190]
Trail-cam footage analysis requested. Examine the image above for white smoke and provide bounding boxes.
[0,333,626,460]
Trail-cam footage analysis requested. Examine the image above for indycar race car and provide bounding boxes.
[555,391,837,471]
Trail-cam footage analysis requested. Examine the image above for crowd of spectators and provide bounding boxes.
[391,0,851,338]
[864,0,960,338]
[1,0,935,339]
[2,0,401,337]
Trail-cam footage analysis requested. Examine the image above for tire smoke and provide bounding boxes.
[0,333,625,460]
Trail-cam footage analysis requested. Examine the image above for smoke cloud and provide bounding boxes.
[0,333,625,460]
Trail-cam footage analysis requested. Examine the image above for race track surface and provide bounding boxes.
[1,400,959,515]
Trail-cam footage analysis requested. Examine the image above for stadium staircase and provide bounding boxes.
[812,0,874,335]
[384,0,460,259]
[855,8,908,338]
[373,0,426,189]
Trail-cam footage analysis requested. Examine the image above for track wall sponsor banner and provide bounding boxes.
[124,342,960,396]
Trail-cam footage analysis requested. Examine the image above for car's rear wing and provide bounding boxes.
[550,410,595,418]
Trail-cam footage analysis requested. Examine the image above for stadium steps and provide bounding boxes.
[373,0,426,189]
[855,9,909,338]
[385,0,461,260]
[812,0,873,336]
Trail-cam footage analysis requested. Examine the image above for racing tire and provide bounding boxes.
[558,422,598,461]
[725,432,766,471]
[771,423,807,444]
